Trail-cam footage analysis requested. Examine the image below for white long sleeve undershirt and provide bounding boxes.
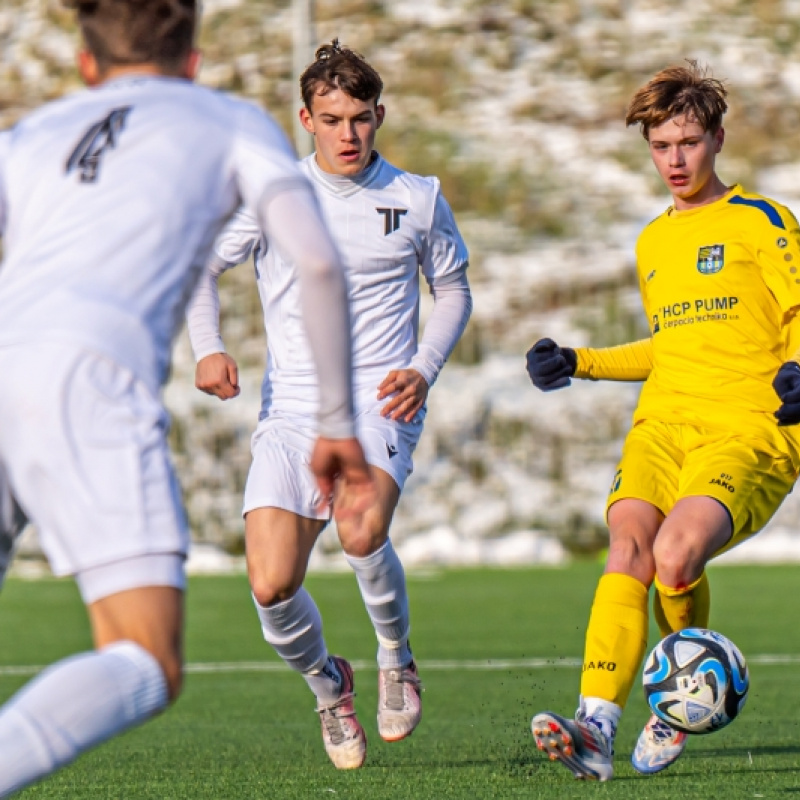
[410,267,472,387]
[187,185,355,439]
[186,251,229,362]
[187,257,472,392]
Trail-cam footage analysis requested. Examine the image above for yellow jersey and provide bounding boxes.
[632,184,800,461]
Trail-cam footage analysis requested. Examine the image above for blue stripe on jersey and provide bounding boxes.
[727,195,785,229]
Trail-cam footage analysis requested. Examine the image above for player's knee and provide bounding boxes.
[653,532,703,587]
[249,570,302,607]
[339,524,388,559]
[606,531,655,582]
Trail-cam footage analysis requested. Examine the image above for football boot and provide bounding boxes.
[531,710,614,781]
[377,660,422,742]
[316,656,366,769]
[631,714,687,774]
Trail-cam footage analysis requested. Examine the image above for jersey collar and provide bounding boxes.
[665,184,743,222]
[305,152,383,197]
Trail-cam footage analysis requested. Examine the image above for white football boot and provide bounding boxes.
[377,660,422,742]
[531,709,615,781]
[316,656,366,769]
[631,714,688,774]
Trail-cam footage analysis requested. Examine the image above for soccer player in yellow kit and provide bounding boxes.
[526,62,800,781]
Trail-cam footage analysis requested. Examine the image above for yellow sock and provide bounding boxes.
[653,572,710,636]
[580,572,649,708]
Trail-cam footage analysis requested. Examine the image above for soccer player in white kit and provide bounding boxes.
[0,5,372,796]
[187,41,472,770]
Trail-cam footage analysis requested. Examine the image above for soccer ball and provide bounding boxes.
[642,628,749,734]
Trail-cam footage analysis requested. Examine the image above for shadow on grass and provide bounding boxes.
[494,741,800,785]
[683,744,800,759]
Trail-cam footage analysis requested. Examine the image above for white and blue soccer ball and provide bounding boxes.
[642,628,749,734]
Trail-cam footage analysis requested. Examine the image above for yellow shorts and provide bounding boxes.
[606,419,798,555]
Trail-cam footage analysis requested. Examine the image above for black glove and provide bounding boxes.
[773,361,800,425]
[525,338,577,391]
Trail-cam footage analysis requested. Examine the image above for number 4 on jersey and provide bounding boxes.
[66,106,132,183]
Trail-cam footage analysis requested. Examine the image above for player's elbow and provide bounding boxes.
[298,254,343,285]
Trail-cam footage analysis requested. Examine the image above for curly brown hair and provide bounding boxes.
[300,39,383,112]
[63,0,196,73]
[626,61,728,139]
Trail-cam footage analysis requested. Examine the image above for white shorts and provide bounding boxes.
[243,406,424,520]
[0,343,189,599]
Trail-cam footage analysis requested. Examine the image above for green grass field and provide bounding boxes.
[2,563,800,799]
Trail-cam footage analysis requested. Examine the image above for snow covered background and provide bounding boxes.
[4,0,800,572]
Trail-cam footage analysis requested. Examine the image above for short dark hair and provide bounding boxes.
[626,61,728,139]
[300,40,383,112]
[63,0,197,74]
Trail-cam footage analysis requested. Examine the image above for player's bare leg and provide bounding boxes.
[652,496,731,590]
[246,507,366,769]
[632,496,731,774]
[246,507,324,608]
[0,583,181,797]
[89,584,184,699]
[533,499,661,781]
[337,469,421,742]
[604,498,661,585]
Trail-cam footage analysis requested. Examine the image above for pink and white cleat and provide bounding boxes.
[631,714,687,774]
[316,656,366,769]
[377,660,422,742]
[531,710,614,781]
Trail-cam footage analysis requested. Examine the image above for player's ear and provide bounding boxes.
[183,49,203,81]
[375,103,386,130]
[299,107,315,135]
[714,127,725,154]
[77,49,101,87]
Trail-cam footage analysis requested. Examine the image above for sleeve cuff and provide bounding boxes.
[192,340,226,363]
[409,354,438,387]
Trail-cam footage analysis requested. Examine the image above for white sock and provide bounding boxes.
[580,696,622,741]
[253,588,342,704]
[345,540,411,669]
[0,641,168,798]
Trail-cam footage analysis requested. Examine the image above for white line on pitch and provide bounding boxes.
[0,654,796,678]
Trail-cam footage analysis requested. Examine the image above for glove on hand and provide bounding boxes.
[525,338,577,392]
[773,361,800,426]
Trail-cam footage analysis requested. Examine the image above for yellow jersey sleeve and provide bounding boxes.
[783,310,800,365]
[754,203,800,323]
[575,339,653,381]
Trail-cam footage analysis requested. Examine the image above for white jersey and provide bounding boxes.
[0,75,349,426]
[201,153,469,418]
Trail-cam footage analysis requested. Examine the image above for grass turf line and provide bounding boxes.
[2,564,800,798]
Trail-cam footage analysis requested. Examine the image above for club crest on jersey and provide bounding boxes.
[697,244,725,274]
[377,207,407,235]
